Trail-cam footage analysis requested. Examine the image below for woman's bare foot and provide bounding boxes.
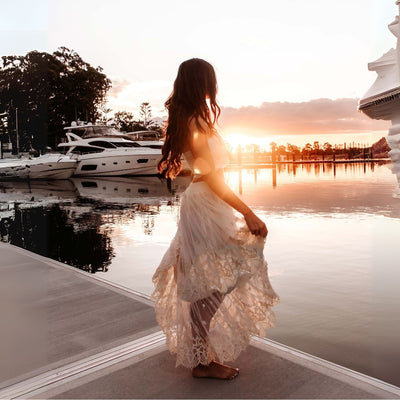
[192,361,239,380]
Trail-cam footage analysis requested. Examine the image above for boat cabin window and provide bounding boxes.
[71,146,104,154]
[69,127,95,137]
[88,141,117,148]
[111,142,141,148]
[67,126,120,137]
[93,126,120,136]
[128,131,160,141]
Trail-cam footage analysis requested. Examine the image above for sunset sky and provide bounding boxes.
[1,0,398,147]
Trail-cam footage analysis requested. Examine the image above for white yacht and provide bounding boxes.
[58,123,162,176]
[0,154,77,180]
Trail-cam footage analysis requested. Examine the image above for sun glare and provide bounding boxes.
[223,133,251,152]
[222,133,272,152]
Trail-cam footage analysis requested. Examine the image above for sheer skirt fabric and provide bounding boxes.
[152,181,279,368]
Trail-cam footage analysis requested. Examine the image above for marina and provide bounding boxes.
[0,118,392,180]
[0,124,165,179]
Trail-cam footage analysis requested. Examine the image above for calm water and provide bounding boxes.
[1,162,400,386]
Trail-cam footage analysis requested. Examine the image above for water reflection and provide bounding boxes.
[72,176,190,205]
[225,162,400,219]
[0,176,191,272]
[0,205,114,273]
[0,179,77,205]
[1,164,399,271]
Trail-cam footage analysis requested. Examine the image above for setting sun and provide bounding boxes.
[222,132,273,152]
[223,133,248,152]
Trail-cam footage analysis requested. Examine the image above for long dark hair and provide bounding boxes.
[158,58,221,179]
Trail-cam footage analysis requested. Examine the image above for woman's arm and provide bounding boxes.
[189,120,268,237]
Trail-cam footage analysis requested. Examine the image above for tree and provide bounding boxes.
[139,102,152,128]
[303,143,312,152]
[98,105,113,125]
[113,111,136,132]
[287,143,301,156]
[146,120,163,134]
[113,109,163,133]
[302,143,312,159]
[123,102,163,133]
[0,47,111,151]
[323,142,333,154]
[277,144,287,155]
[53,47,111,125]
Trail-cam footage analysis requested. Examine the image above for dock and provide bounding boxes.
[1,241,399,399]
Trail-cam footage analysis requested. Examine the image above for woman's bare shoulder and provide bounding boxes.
[188,115,212,135]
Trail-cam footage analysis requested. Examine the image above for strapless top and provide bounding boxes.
[183,132,229,176]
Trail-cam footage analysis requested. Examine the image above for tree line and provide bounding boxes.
[269,141,371,158]
[230,139,384,162]
[0,47,162,153]
[231,140,373,155]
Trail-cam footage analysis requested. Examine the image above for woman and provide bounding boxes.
[152,58,279,380]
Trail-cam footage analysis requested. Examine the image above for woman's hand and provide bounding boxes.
[244,211,268,237]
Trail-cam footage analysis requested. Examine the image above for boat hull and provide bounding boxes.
[72,153,160,176]
[29,161,77,179]
[0,155,77,180]
[0,162,30,179]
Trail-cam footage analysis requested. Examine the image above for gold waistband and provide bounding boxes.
[191,169,224,183]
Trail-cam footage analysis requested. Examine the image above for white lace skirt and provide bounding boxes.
[151,181,280,368]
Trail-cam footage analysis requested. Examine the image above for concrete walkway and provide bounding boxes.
[1,242,399,399]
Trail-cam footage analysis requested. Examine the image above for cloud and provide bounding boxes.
[108,78,130,98]
[220,98,389,136]
[107,79,171,116]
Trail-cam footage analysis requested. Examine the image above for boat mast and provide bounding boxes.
[16,107,19,155]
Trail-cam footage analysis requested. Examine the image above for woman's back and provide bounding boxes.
[183,132,229,176]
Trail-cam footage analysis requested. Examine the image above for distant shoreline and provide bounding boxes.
[226,159,391,168]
